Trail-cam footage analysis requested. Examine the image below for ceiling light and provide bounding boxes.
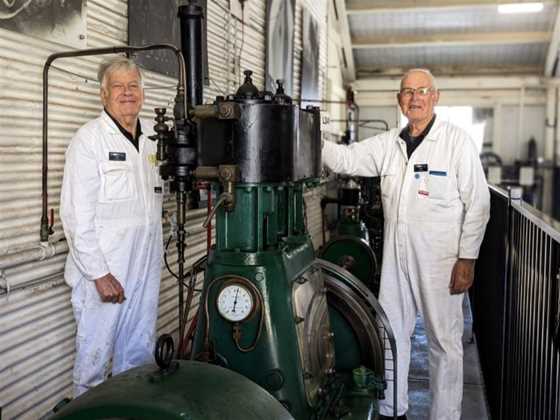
[498,2,544,14]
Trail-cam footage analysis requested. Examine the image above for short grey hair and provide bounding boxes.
[98,56,143,90]
[400,68,438,90]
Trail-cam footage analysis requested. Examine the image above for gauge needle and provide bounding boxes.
[232,287,239,313]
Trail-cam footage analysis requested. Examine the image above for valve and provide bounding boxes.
[149,107,173,162]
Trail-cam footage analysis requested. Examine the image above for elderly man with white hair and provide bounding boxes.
[60,57,163,397]
[322,68,490,420]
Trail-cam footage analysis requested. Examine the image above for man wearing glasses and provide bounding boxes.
[322,68,490,420]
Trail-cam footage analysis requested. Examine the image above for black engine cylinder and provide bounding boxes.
[197,71,321,183]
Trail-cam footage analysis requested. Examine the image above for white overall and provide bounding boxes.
[323,116,490,419]
[60,111,163,396]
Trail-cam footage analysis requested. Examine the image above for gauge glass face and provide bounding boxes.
[217,284,254,322]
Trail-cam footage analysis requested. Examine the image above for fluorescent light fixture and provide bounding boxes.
[498,2,544,14]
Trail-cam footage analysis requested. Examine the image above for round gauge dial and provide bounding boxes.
[216,283,254,322]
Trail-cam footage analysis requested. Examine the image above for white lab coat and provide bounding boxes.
[323,116,490,420]
[60,110,163,397]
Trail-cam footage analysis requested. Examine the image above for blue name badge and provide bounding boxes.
[429,170,447,176]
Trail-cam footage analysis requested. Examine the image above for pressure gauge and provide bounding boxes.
[216,282,255,322]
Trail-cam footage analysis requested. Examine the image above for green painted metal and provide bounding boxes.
[194,182,321,419]
[51,361,294,420]
[336,219,368,240]
[334,392,379,419]
[329,305,362,371]
[320,236,377,291]
[216,184,307,252]
[195,241,316,419]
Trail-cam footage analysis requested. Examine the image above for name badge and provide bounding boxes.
[109,152,126,161]
[414,163,428,172]
[154,186,162,194]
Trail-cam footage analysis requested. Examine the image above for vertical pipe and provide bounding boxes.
[207,183,212,253]
[517,87,526,162]
[556,85,560,167]
[545,86,555,160]
[178,2,204,107]
[177,191,187,351]
[543,86,556,215]
[41,61,51,242]
[177,1,204,352]
[493,103,503,163]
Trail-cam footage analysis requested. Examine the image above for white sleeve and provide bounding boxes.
[322,133,389,177]
[60,130,110,280]
[456,135,491,259]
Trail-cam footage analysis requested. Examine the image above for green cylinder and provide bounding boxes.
[320,236,377,291]
[51,361,294,420]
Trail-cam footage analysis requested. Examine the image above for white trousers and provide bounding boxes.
[71,272,160,397]
[378,223,464,420]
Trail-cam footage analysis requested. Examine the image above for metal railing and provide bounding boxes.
[471,185,560,420]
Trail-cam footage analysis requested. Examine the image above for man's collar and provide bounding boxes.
[102,109,142,141]
[399,114,436,142]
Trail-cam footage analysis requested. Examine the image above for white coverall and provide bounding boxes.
[60,111,163,396]
[322,116,490,419]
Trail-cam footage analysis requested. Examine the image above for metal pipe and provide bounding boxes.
[172,1,204,360]
[0,273,66,296]
[294,99,348,104]
[328,119,389,131]
[0,241,68,271]
[206,183,212,253]
[177,191,187,352]
[178,3,204,108]
[41,44,187,242]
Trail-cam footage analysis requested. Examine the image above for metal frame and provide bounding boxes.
[471,185,560,420]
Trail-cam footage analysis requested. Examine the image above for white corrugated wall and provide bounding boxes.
[0,1,329,418]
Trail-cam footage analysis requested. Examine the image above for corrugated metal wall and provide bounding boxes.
[0,1,329,418]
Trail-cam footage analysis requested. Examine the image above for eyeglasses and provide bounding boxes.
[110,82,141,93]
[399,87,434,98]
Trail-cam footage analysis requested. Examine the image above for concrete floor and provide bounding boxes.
[406,296,490,420]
